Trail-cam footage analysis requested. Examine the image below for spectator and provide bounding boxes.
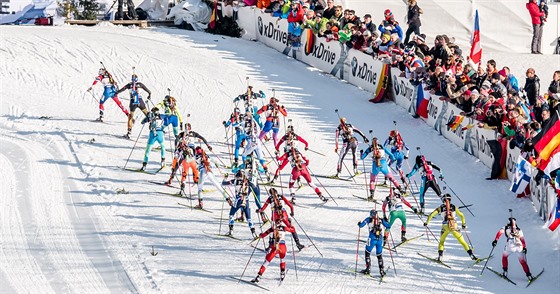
[329,5,344,28]
[490,72,507,99]
[362,14,376,35]
[346,24,361,49]
[257,0,271,9]
[541,105,551,126]
[322,0,335,19]
[523,67,540,106]
[308,0,326,14]
[390,33,401,49]
[549,70,560,94]
[322,21,339,41]
[526,0,545,54]
[338,23,354,43]
[302,12,327,35]
[404,0,423,44]
[303,6,314,21]
[287,0,304,46]
[502,66,520,92]
[378,18,403,41]
[429,35,451,68]
[498,69,515,94]
[413,34,429,58]
[376,33,393,56]
[302,2,311,19]
[486,59,497,77]
[354,29,375,54]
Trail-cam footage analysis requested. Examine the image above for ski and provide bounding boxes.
[392,234,425,249]
[158,191,190,198]
[149,180,180,189]
[116,188,128,194]
[203,230,244,241]
[212,217,247,223]
[259,182,287,188]
[250,243,266,252]
[466,255,492,269]
[417,252,452,269]
[313,174,352,182]
[352,266,390,282]
[526,268,544,288]
[39,116,52,119]
[486,267,517,285]
[226,276,270,291]
[123,167,151,174]
[177,202,213,213]
[352,194,379,203]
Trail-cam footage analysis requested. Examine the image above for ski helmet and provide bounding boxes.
[369,209,378,218]
[389,130,398,137]
[270,97,278,104]
[442,193,452,202]
[195,146,203,155]
[131,74,138,82]
[340,117,347,124]
[98,68,105,75]
[234,107,240,114]
[416,155,423,166]
[151,107,159,114]
[508,217,519,236]
[287,125,294,133]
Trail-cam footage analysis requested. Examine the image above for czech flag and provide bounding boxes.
[469,10,482,68]
[416,83,429,118]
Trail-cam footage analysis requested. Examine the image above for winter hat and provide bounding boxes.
[549,85,558,94]
[481,80,492,90]
[471,89,480,96]
[363,30,372,37]
[292,0,301,4]
[384,9,393,19]
[303,2,310,8]
[382,33,391,41]
[507,98,516,105]
[491,72,501,80]
[464,90,472,96]
[498,69,507,77]
[418,33,426,42]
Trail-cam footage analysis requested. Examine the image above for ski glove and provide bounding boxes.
[180,123,183,131]
[423,222,428,227]
[439,175,444,181]
[412,207,418,214]
[462,224,466,229]
[522,247,527,254]
[491,240,497,247]
[404,155,408,160]
[290,212,294,217]
[208,146,213,151]
[259,90,265,98]
[383,217,388,223]
[357,221,361,226]
[147,95,151,100]
[364,138,370,143]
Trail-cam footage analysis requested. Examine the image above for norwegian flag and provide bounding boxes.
[469,10,482,68]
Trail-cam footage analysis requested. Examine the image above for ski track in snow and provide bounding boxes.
[0,25,558,293]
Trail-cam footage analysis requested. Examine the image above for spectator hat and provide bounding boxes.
[471,89,480,96]
[549,85,558,94]
[542,104,550,111]
[292,0,300,4]
[491,72,501,80]
[382,33,390,40]
[363,30,372,37]
[482,80,492,90]
[364,14,372,18]
[507,98,516,105]
[315,12,322,17]
[415,33,426,42]
[498,69,507,77]
[464,90,472,96]
[384,9,393,18]
[303,2,310,8]
[453,47,462,57]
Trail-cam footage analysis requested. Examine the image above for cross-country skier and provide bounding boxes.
[194,146,232,209]
[156,95,183,137]
[250,221,294,283]
[257,188,305,250]
[165,123,212,188]
[491,217,535,281]
[382,189,417,244]
[383,129,410,187]
[406,155,444,214]
[335,117,369,176]
[87,68,129,121]
[360,137,406,200]
[424,194,478,262]
[223,170,259,239]
[277,146,326,204]
[223,107,245,168]
[115,74,152,139]
[140,107,165,171]
[241,112,268,176]
[257,97,288,146]
[271,125,309,183]
[357,209,390,277]
[233,86,265,127]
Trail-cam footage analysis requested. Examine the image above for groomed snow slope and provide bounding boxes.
[0,25,558,293]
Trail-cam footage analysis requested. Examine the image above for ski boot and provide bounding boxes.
[180,182,186,191]
[368,190,375,201]
[353,167,359,175]
[359,267,370,275]
[419,204,425,215]
[526,272,534,282]
[401,231,407,242]
[318,193,328,203]
[251,275,261,283]
[280,269,286,281]
[195,199,204,209]
[231,159,238,169]
[379,268,386,278]
[467,249,478,261]
[161,158,166,168]
[502,267,508,277]
[290,193,296,205]
[250,227,258,240]
[140,162,147,171]
[398,185,407,195]
[437,250,443,262]
[383,236,388,247]
[225,224,234,236]
[270,175,278,184]
[124,128,132,139]
[293,232,305,251]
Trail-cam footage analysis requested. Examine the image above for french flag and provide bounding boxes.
[469,10,482,68]
[416,83,429,118]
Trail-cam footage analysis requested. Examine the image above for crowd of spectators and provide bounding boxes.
[236,0,560,171]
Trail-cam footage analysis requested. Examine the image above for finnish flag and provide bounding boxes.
[509,156,533,194]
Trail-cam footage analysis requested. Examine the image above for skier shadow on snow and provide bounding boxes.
[117,214,210,224]
[74,200,180,210]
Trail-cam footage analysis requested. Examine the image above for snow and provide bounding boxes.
[0,25,559,293]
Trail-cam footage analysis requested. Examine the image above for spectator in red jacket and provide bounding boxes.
[526,0,545,54]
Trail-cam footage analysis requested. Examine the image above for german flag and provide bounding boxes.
[533,114,560,163]
[209,0,218,30]
[446,115,464,131]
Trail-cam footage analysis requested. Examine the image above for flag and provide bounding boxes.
[416,83,429,118]
[533,115,560,172]
[509,156,532,194]
[209,0,218,30]
[543,145,560,175]
[488,139,507,179]
[446,115,464,131]
[469,10,482,68]
[547,196,560,231]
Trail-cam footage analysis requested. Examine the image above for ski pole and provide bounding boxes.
[342,161,358,183]
[387,231,397,276]
[355,226,361,278]
[362,158,370,202]
[291,216,323,257]
[442,179,475,217]
[307,148,326,157]
[306,166,338,206]
[480,246,495,276]
[239,237,260,282]
[123,122,146,169]
[388,228,398,256]
[291,234,299,281]
[464,227,474,250]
